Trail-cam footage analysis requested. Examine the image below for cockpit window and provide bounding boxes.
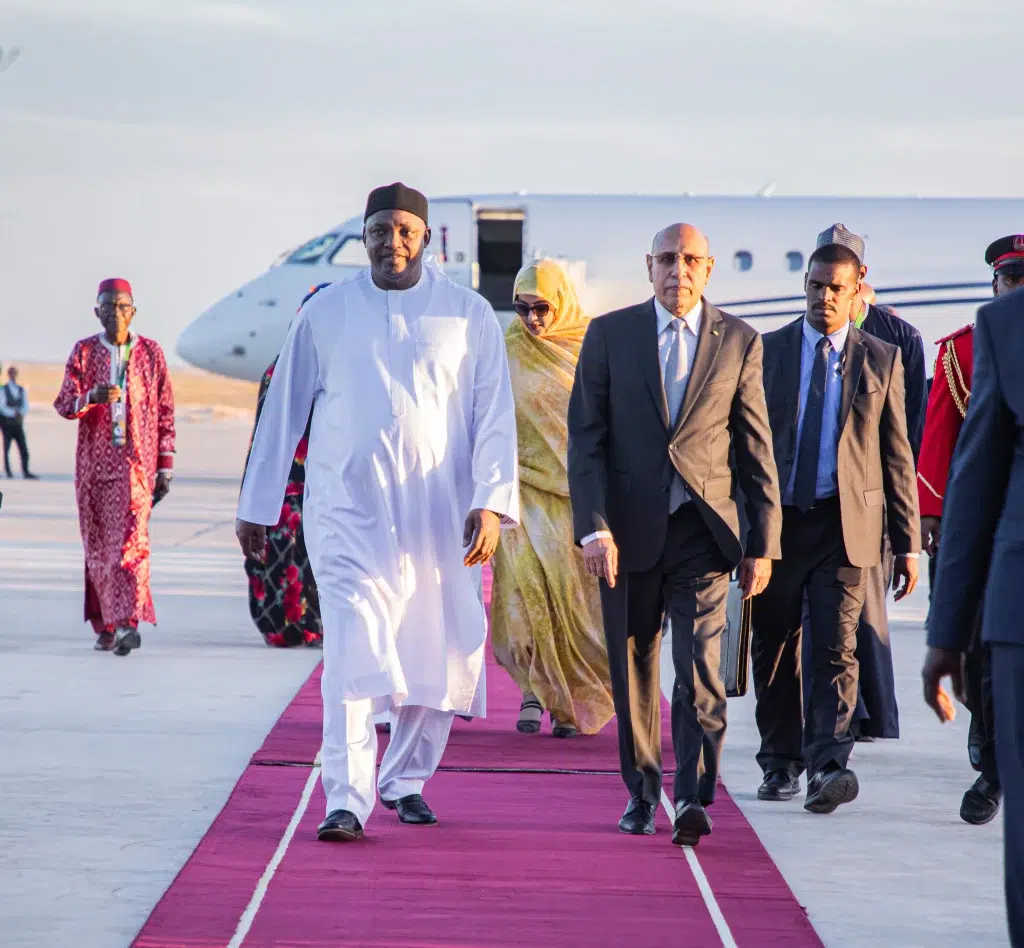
[329,236,367,267]
[286,233,338,265]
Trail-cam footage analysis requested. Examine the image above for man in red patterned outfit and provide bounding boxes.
[54,279,176,656]
[918,235,1024,824]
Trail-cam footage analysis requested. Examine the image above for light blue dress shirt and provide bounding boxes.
[783,318,848,505]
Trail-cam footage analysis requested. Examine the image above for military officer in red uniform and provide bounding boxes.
[919,234,1024,825]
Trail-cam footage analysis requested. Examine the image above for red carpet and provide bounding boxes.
[133,566,823,947]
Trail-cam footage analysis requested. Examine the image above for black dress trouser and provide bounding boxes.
[1,420,29,476]
[991,643,1024,947]
[751,499,867,778]
[599,503,732,806]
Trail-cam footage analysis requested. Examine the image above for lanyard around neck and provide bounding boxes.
[114,338,133,387]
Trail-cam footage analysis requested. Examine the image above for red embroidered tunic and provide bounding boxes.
[53,333,175,631]
[917,324,973,519]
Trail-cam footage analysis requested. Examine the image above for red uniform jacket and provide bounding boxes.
[917,325,973,518]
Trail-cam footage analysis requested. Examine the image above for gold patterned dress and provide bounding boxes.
[491,261,614,735]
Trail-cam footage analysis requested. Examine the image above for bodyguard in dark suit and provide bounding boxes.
[567,224,782,846]
[753,235,920,814]
[800,265,929,744]
[924,287,1024,947]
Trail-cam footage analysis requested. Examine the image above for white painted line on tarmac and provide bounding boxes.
[227,754,321,948]
[660,791,738,948]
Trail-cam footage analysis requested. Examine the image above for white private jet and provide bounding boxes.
[176,192,1023,382]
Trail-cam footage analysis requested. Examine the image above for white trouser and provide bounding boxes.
[320,696,454,826]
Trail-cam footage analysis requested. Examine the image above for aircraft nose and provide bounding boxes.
[175,313,216,371]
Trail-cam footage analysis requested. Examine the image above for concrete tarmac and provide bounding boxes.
[0,412,1007,947]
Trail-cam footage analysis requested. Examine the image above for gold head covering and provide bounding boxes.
[511,260,590,342]
[491,260,613,734]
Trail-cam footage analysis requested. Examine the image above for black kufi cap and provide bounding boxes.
[364,182,428,225]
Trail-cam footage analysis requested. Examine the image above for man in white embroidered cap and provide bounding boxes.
[236,182,520,841]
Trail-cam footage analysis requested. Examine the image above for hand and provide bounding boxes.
[921,646,964,722]
[921,516,941,558]
[236,519,268,562]
[736,557,772,599]
[463,508,501,566]
[892,555,919,601]
[583,536,619,588]
[90,385,122,404]
[153,472,171,503]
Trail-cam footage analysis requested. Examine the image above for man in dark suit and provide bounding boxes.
[753,233,920,814]
[800,257,928,747]
[924,286,1024,946]
[567,223,782,846]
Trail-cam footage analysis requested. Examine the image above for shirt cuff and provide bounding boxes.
[581,531,613,545]
[157,453,174,474]
[899,552,920,558]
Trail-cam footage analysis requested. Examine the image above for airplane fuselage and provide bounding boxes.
[176,193,1020,381]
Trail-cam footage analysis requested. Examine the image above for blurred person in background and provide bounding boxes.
[0,365,38,479]
[240,283,330,649]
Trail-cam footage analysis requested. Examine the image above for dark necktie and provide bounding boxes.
[792,337,831,512]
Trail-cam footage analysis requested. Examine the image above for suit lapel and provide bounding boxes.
[779,318,804,431]
[839,325,867,433]
[672,300,723,437]
[636,300,670,428]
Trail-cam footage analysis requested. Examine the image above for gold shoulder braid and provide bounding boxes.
[942,341,970,419]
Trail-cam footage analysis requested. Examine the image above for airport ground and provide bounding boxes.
[0,378,1008,947]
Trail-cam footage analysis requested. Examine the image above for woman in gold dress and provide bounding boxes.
[491,260,614,738]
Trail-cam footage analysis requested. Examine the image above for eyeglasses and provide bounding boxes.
[652,252,708,268]
[513,300,551,319]
[98,302,134,315]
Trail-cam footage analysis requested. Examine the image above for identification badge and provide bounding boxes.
[111,399,127,447]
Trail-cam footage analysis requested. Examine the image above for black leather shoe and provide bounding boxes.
[672,798,712,847]
[113,627,141,656]
[381,793,438,825]
[804,765,859,814]
[757,770,800,801]
[317,809,364,841]
[967,714,984,771]
[94,632,115,651]
[960,776,1002,825]
[618,797,656,835]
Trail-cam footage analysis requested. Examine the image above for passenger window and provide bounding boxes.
[733,251,753,272]
[328,236,366,267]
[286,233,338,265]
[786,251,804,272]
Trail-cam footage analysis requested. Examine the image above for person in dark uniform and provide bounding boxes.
[918,234,1024,825]
[800,228,927,745]
[923,279,1024,947]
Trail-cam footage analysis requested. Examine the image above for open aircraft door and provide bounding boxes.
[427,198,474,288]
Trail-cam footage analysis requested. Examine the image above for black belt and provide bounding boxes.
[784,494,840,512]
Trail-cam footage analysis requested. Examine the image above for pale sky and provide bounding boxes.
[2,0,1022,363]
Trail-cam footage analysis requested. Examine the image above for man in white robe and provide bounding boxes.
[236,183,519,841]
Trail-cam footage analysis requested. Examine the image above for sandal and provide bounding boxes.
[517,694,543,734]
[551,715,577,739]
